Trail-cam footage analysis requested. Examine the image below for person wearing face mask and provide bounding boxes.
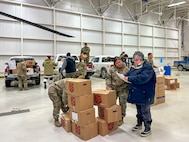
[123,51,156,137]
[105,57,130,126]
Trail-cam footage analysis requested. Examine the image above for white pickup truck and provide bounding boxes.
[90,55,115,79]
[53,54,95,79]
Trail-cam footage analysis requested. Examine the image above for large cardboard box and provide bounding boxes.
[164,77,177,90]
[65,79,92,96]
[70,107,95,126]
[93,89,116,107]
[61,113,71,132]
[68,94,93,112]
[26,60,35,67]
[153,76,165,105]
[98,104,122,123]
[72,121,98,140]
[97,118,118,136]
[11,69,17,74]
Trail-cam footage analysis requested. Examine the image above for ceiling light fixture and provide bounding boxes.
[168,1,186,7]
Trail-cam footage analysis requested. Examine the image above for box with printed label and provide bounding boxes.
[93,89,116,107]
[68,94,93,112]
[26,60,35,67]
[61,113,71,132]
[164,77,177,85]
[98,104,122,123]
[97,117,118,136]
[65,79,92,96]
[72,120,98,140]
[69,107,95,126]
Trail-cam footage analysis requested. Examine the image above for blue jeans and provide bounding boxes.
[136,104,152,130]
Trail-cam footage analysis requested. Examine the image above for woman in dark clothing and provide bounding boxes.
[123,51,156,137]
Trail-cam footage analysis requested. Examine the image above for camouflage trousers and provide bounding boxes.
[116,90,128,118]
[48,87,68,121]
[17,75,28,89]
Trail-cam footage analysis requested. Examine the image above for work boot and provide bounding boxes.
[132,124,142,131]
[140,127,152,137]
[18,88,23,91]
[55,121,61,127]
[24,88,29,90]
[63,106,69,113]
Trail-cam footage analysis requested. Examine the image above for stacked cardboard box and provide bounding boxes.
[65,79,98,140]
[93,89,121,136]
[164,77,179,90]
[154,76,165,105]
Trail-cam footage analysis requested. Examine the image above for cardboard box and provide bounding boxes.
[68,94,93,112]
[93,89,116,107]
[98,104,122,123]
[61,113,71,132]
[153,76,165,105]
[70,107,95,126]
[97,118,118,136]
[11,69,17,74]
[176,82,180,88]
[164,77,177,85]
[72,121,98,140]
[165,84,177,90]
[66,79,92,96]
[26,60,35,66]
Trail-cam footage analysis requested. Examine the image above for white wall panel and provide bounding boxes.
[123,46,138,57]
[0,39,21,55]
[105,20,122,33]
[154,48,165,57]
[82,16,102,31]
[140,37,152,46]
[83,31,102,43]
[23,24,53,39]
[56,12,80,28]
[124,35,138,46]
[154,27,165,37]
[167,39,179,48]
[139,47,153,58]
[154,38,165,47]
[124,23,138,35]
[0,2,20,20]
[56,42,81,54]
[140,25,152,36]
[22,6,53,24]
[23,40,54,55]
[0,21,21,37]
[56,27,80,42]
[105,33,121,44]
[167,29,179,39]
[104,45,122,56]
[89,44,103,56]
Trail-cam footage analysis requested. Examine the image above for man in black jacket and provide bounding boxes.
[60,52,76,78]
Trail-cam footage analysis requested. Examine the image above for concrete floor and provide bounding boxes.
[0,70,189,142]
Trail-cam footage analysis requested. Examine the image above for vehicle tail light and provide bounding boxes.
[87,62,94,69]
[5,67,9,73]
[37,66,40,72]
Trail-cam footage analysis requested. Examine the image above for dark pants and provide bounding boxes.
[136,104,152,130]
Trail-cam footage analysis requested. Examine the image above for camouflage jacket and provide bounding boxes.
[48,79,67,95]
[76,62,87,75]
[106,63,129,92]
[43,59,57,76]
[81,47,90,56]
[17,61,27,76]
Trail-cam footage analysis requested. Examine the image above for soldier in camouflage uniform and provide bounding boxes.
[105,57,130,125]
[81,43,90,64]
[48,79,69,127]
[42,56,57,76]
[73,54,87,79]
[17,58,28,91]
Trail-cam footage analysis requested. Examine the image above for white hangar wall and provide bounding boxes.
[0,1,180,72]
